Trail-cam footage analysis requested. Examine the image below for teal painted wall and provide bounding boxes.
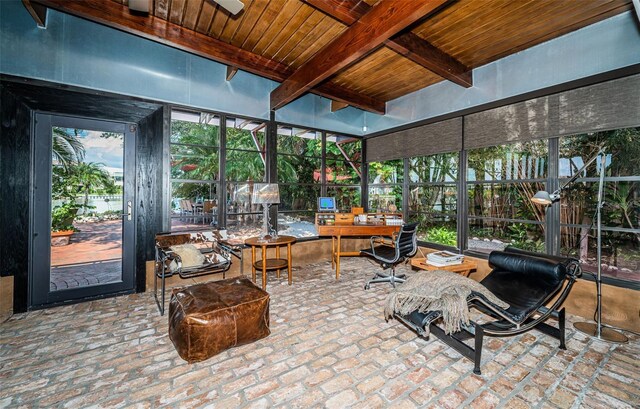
[0,1,365,135]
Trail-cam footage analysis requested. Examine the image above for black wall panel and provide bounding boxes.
[0,86,32,312]
[135,106,167,292]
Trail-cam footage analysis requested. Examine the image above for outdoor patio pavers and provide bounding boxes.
[51,220,122,267]
[50,260,121,291]
[1,258,638,408]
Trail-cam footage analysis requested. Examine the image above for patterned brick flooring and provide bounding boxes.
[1,259,638,408]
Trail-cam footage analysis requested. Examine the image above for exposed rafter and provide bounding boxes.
[335,142,361,178]
[294,129,311,137]
[32,0,385,114]
[304,0,472,88]
[22,0,47,28]
[305,0,368,25]
[271,0,449,111]
[331,100,349,112]
[226,66,238,81]
[386,33,472,88]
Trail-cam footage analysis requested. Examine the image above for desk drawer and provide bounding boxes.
[335,213,354,225]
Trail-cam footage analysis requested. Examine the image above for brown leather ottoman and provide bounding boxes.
[168,277,270,363]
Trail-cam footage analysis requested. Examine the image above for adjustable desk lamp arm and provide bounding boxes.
[547,145,606,201]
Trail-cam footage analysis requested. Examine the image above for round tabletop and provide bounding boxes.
[244,235,297,246]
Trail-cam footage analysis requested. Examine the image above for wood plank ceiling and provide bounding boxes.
[30,0,633,114]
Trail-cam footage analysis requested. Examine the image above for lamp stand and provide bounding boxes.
[573,154,628,343]
[258,204,276,243]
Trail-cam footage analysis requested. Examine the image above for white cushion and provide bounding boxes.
[169,244,206,272]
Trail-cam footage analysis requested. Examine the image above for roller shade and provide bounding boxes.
[559,74,640,136]
[465,73,640,149]
[464,95,559,149]
[367,117,462,162]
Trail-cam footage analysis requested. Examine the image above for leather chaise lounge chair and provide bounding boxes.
[394,247,581,375]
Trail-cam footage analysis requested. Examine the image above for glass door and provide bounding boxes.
[31,114,135,307]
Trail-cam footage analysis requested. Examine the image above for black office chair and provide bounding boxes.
[360,222,419,289]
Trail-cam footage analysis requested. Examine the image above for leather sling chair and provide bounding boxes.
[154,231,232,315]
[361,222,419,289]
[394,247,581,375]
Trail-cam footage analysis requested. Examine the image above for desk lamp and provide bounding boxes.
[531,146,627,343]
[252,183,280,242]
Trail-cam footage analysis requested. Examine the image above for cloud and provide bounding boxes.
[82,130,124,169]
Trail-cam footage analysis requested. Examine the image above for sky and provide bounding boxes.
[74,129,124,170]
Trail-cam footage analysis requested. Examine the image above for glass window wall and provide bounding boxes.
[466,140,548,253]
[559,128,640,282]
[277,127,322,238]
[169,110,220,231]
[368,159,403,213]
[326,134,362,211]
[409,153,458,247]
[224,117,267,237]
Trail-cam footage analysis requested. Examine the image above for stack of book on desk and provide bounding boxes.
[426,251,464,266]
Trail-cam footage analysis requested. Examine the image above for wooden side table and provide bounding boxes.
[245,235,296,290]
[410,258,478,277]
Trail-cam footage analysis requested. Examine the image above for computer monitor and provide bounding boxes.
[318,197,336,212]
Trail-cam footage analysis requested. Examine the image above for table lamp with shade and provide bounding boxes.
[252,183,280,242]
[530,145,627,343]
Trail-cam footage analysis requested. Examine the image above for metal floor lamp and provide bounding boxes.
[531,146,628,343]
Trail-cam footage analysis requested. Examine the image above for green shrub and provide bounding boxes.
[426,226,457,247]
[51,202,81,232]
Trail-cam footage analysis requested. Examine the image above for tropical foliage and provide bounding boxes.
[51,128,120,231]
[68,162,116,210]
[465,140,547,252]
[368,159,403,212]
[559,127,640,270]
[51,202,81,232]
[52,128,85,170]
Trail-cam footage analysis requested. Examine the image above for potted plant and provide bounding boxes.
[51,202,80,246]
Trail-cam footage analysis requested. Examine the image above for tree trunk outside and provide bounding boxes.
[579,215,591,261]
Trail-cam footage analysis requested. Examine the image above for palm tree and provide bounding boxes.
[68,162,114,210]
[52,128,85,170]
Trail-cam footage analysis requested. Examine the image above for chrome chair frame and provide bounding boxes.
[361,222,418,289]
[394,247,581,374]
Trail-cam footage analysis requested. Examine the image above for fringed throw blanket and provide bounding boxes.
[384,270,509,336]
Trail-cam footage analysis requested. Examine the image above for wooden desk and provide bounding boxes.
[316,223,400,279]
[245,236,296,290]
[410,258,478,277]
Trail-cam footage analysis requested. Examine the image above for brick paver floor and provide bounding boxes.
[50,260,121,291]
[1,259,638,408]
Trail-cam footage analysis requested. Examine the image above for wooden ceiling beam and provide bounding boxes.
[303,0,366,26]
[386,33,472,88]
[304,0,472,88]
[331,100,349,112]
[226,66,239,81]
[22,0,47,28]
[271,0,448,111]
[31,0,385,114]
[316,83,385,114]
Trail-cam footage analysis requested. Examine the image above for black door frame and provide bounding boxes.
[30,113,136,307]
